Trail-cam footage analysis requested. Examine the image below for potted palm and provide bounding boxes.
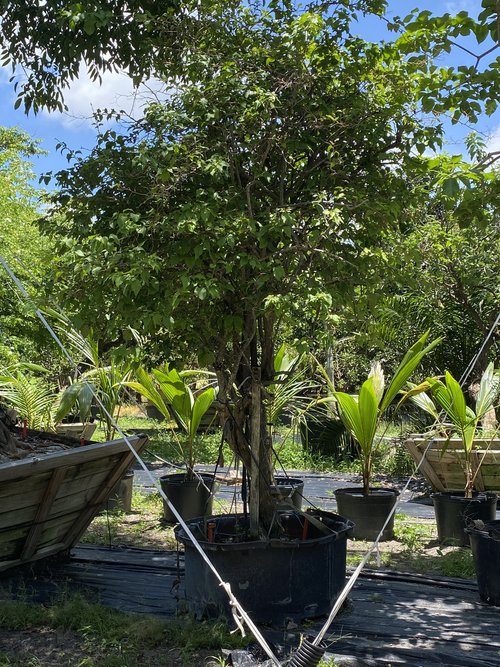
[126,365,217,522]
[266,344,320,509]
[326,332,440,541]
[415,364,499,546]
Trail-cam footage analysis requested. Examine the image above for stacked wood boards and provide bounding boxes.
[404,437,500,493]
[0,433,148,572]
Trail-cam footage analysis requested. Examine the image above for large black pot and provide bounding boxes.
[270,477,304,510]
[335,487,399,541]
[159,473,216,523]
[466,520,500,606]
[432,491,497,547]
[175,509,353,624]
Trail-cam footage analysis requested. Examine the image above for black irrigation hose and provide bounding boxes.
[288,638,327,667]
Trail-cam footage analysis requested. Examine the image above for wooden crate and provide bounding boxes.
[56,422,97,440]
[404,436,500,493]
[0,432,148,572]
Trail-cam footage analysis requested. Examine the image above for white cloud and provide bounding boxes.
[445,1,480,15]
[486,125,500,154]
[43,64,167,129]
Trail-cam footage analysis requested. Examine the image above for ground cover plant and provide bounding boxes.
[0,595,249,667]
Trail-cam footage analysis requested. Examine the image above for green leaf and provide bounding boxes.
[54,382,82,423]
[190,386,216,440]
[380,331,441,413]
[368,361,384,405]
[357,378,379,455]
[331,391,363,445]
[475,362,500,419]
[125,367,171,421]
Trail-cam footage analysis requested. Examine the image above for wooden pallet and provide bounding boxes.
[56,422,98,440]
[0,432,148,572]
[404,436,500,493]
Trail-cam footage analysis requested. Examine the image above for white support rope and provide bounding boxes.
[0,255,282,667]
[313,435,437,647]
[312,316,500,648]
[459,313,500,387]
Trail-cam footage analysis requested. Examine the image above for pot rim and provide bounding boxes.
[431,491,498,503]
[465,518,500,539]
[160,472,216,484]
[175,510,353,551]
[334,486,400,497]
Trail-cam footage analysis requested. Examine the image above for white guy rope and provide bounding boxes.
[313,435,437,647]
[0,255,282,667]
[459,313,500,387]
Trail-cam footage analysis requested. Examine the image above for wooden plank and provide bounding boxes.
[0,435,148,572]
[62,436,148,548]
[56,423,97,440]
[0,436,145,482]
[405,437,500,493]
[405,439,445,491]
[0,512,84,558]
[0,472,52,503]
[0,542,68,572]
[470,451,485,492]
[21,467,68,561]
[0,462,120,524]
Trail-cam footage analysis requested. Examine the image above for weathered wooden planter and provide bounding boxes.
[404,437,500,493]
[0,430,147,572]
[56,422,97,440]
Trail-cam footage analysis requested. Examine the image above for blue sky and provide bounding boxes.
[0,0,498,185]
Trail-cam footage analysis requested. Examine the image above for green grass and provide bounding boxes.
[92,410,422,479]
[81,490,178,549]
[0,595,250,667]
[345,513,475,579]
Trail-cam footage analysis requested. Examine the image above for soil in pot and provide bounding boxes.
[269,477,304,510]
[466,519,500,606]
[334,487,399,541]
[432,491,498,547]
[160,473,216,523]
[175,508,353,625]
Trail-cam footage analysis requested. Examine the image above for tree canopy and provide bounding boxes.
[3,0,499,526]
[39,1,459,525]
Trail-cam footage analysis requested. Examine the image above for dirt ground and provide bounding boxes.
[0,627,215,666]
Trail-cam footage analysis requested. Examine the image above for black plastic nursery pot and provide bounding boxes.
[270,477,304,510]
[432,491,498,547]
[159,473,216,523]
[102,470,134,512]
[466,520,500,606]
[334,487,399,541]
[175,509,353,625]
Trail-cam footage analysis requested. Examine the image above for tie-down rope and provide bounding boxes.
[0,255,282,667]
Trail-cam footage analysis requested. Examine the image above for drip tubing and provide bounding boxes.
[288,638,326,667]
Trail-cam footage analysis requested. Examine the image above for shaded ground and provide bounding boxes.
[0,466,498,666]
[0,626,218,666]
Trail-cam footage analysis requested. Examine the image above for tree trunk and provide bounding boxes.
[215,310,278,533]
[0,421,23,457]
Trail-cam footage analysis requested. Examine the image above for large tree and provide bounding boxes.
[40,2,450,529]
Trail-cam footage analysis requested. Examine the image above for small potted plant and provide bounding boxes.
[126,365,217,522]
[325,331,440,541]
[416,363,499,546]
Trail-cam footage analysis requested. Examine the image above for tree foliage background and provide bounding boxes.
[0,127,54,368]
